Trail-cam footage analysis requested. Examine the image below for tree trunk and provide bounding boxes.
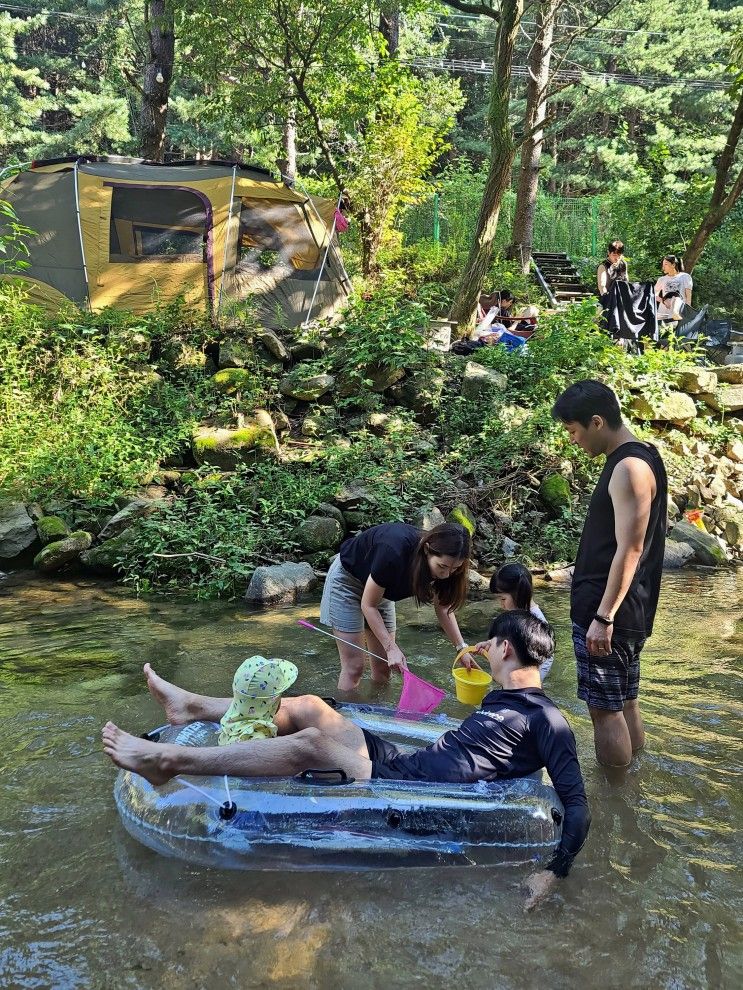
[276,90,297,184]
[379,2,400,56]
[684,87,743,272]
[509,0,559,273]
[139,1,175,162]
[449,0,523,329]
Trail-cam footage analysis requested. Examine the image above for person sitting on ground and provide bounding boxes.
[102,610,591,910]
[490,563,554,680]
[655,254,692,323]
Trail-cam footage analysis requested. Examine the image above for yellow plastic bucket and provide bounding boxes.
[451,661,493,706]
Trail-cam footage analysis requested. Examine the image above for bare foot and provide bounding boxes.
[143,662,197,724]
[102,721,176,786]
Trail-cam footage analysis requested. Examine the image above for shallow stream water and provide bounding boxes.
[0,570,741,989]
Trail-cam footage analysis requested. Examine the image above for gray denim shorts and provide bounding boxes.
[319,555,396,634]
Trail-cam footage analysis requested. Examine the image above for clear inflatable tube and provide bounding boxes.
[114,703,564,870]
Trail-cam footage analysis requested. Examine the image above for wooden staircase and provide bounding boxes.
[531,252,594,308]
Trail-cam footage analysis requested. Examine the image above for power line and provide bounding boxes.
[0,3,123,22]
[402,56,730,92]
[433,11,668,37]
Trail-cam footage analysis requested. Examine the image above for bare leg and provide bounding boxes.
[366,625,391,686]
[102,719,373,786]
[143,663,230,724]
[623,699,645,751]
[272,695,369,755]
[589,707,632,767]
[334,629,369,691]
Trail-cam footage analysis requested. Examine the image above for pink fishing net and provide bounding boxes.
[397,669,446,716]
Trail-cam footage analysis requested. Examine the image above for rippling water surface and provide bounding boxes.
[0,570,741,989]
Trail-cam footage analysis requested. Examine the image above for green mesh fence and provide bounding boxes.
[400,186,610,261]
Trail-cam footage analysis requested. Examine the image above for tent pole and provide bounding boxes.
[216,164,239,319]
[73,160,91,310]
[295,178,352,291]
[302,192,341,328]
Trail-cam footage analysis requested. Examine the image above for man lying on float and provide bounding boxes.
[102,610,591,909]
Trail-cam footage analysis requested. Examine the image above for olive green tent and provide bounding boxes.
[0,156,350,327]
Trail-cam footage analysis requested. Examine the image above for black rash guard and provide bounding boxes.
[369,687,590,877]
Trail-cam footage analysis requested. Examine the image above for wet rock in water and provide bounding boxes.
[36,515,70,546]
[98,498,162,542]
[256,328,289,362]
[192,416,279,470]
[674,368,718,395]
[33,531,93,573]
[663,541,695,569]
[80,529,139,576]
[245,562,318,606]
[0,503,38,561]
[291,516,344,553]
[461,362,507,402]
[279,371,335,402]
[539,474,572,517]
[468,569,490,598]
[629,391,697,425]
[413,505,446,531]
[447,504,477,536]
[667,520,727,565]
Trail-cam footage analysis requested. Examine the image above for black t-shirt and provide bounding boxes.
[571,441,667,638]
[339,523,420,601]
[370,687,590,876]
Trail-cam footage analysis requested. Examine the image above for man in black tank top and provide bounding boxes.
[552,380,667,768]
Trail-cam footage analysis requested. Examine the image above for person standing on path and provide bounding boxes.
[320,522,471,691]
[552,380,667,767]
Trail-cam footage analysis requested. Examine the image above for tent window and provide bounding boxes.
[109,185,207,263]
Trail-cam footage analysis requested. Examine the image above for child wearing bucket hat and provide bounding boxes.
[218,656,298,745]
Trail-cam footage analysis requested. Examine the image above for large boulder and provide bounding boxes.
[192,414,279,470]
[291,516,344,553]
[98,498,161,542]
[700,384,743,413]
[674,368,718,395]
[461,362,507,402]
[630,391,697,425]
[667,520,727,565]
[36,515,70,546]
[279,371,335,401]
[80,529,139,576]
[663,541,694,569]
[539,474,572,517]
[33,531,93,573]
[0,503,37,561]
[256,328,289,362]
[244,562,318,606]
[413,505,446,531]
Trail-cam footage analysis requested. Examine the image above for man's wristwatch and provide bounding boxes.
[593,614,614,627]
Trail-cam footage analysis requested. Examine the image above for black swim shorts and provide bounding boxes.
[572,623,646,711]
[361,728,404,776]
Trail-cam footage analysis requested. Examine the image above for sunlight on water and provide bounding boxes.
[0,569,740,989]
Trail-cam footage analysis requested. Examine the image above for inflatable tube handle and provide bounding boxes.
[294,768,355,785]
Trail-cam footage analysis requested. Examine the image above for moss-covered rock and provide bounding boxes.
[539,474,572,517]
[80,528,140,576]
[211,368,256,395]
[447,504,477,536]
[279,371,335,401]
[290,516,344,553]
[667,520,727,565]
[192,416,279,470]
[36,515,70,546]
[33,531,92,573]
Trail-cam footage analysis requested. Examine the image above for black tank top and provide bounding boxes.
[571,441,667,637]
